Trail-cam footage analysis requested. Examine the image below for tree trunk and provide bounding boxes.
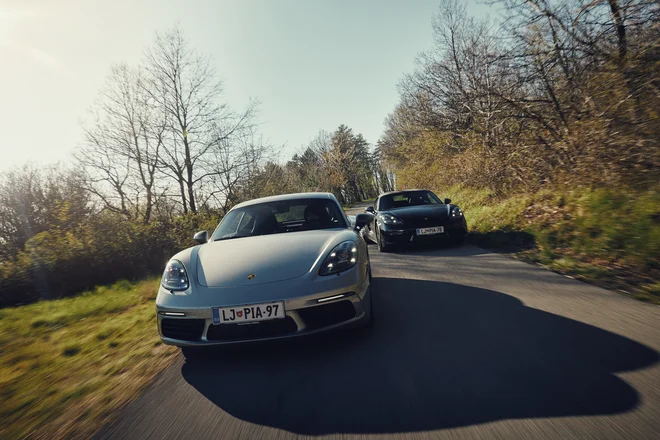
[183,137,197,214]
[186,175,196,213]
[608,0,627,62]
[178,175,188,215]
[144,186,153,224]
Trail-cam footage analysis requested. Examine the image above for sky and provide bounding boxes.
[0,0,492,172]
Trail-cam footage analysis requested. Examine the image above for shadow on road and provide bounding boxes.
[181,277,658,435]
[386,242,491,257]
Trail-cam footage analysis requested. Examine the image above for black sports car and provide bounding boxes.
[362,189,467,252]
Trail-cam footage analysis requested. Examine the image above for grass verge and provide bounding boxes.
[0,278,178,439]
[443,185,660,305]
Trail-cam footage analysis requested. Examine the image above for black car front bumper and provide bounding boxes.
[380,219,467,247]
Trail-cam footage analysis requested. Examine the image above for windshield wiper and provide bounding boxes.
[213,233,244,241]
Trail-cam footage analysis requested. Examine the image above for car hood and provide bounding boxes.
[383,205,450,222]
[195,230,341,287]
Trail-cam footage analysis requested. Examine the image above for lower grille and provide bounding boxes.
[161,318,205,341]
[406,219,447,229]
[206,317,298,341]
[298,300,356,330]
[411,233,446,242]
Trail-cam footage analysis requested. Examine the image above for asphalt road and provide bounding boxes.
[97,206,660,440]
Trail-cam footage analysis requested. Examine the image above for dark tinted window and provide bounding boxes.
[211,198,347,241]
[378,191,442,210]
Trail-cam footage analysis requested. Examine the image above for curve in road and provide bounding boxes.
[96,216,660,439]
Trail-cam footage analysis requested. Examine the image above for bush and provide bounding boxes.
[0,210,222,307]
[448,184,660,302]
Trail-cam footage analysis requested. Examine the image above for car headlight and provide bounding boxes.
[319,241,358,276]
[161,259,190,291]
[451,207,463,218]
[379,213,403,225]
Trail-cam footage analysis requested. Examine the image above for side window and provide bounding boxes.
[237,212,255,234]
[392,195,409,208]
[214,211,243,238]
[425,192,442,204]
[379,196,393,210]
[326,205,337,222]
[274,205,306,222]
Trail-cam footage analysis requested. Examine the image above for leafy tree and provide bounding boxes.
[382,0,660,192]
[0,164,90,259]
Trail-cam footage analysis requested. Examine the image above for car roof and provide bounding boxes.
[231,192,336,210]
[378,189,431,198]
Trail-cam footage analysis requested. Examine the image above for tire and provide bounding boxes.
[361,288,375,329]
[376,227,392,253]
[181,346,207,362]
[366,229,375,244]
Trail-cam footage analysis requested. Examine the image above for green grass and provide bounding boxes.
[0,278,178,439]
[444,185,660,305]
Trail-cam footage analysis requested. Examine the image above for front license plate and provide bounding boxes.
[416,226,444,235]
[212,301,285,325]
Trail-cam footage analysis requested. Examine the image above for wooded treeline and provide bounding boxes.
[0,28,390,306]
[380,0,659,192]
[2,0,658,306]
[241,127,394,205]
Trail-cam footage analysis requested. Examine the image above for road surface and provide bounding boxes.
[97,205,660,440]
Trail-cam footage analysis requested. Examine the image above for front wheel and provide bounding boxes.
[181,346,207,362]
[360,289,375,329]
[361,226,374,244]
[377,228,392,253]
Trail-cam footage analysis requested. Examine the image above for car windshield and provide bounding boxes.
[378,191,442,210]
[211,198,347,241]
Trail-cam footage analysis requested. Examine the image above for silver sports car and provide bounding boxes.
[156,192,374,359]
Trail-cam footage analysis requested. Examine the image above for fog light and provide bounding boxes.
[159,312,186,316]
[316,292,354,303]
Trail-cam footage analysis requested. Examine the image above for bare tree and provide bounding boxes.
[142,26,258,214]
[383,0,659,191]
[78,64,165,222]
[201,129,273,213]
[0,164,90,257]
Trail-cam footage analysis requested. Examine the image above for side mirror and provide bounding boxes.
[365,206,375,213]
[193,230,208,244]
[354,213,373,229]
[444,198,452,205]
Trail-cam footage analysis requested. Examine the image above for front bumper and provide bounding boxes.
[156,272,371,346]
[381,220,467,246]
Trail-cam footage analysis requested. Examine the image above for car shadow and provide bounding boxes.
[387,242,490,257]
[181,277,658,435]
[467,230,537,254]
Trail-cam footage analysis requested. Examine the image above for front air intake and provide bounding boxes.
[298,300,356,330]
[206,317,298,341]
[160,318,205,341]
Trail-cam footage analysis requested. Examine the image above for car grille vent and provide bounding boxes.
[206,316,298,341]
[161,318,205,341]
[406,217,445,229]
[298,300,356,330]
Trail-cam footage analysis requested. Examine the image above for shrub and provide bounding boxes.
[0,210,222,307]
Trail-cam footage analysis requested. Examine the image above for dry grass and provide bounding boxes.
[445,185,660,305]
[0,278,178,439]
